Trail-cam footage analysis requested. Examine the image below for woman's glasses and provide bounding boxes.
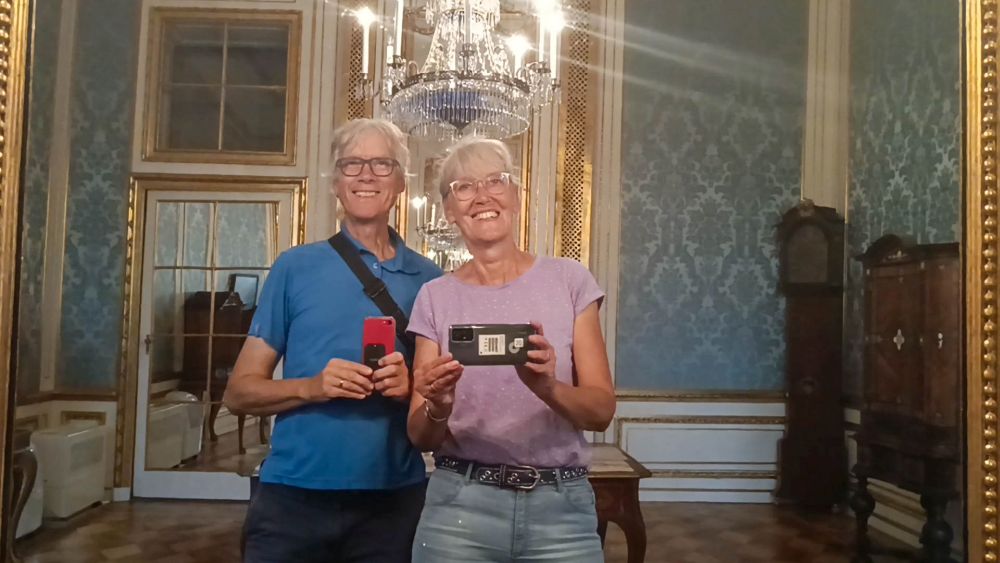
[448,172,513,201]
[336,157,399,177]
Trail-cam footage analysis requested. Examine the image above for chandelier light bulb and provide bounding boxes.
[506,34,531,72]
[354,7,378,75]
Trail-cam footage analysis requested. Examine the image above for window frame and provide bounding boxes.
[141,8,302,166]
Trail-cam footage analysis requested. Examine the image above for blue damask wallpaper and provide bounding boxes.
[16,1,62,398]
[616,0,808,390]
[57,0,139,390]
[843,0,962,401]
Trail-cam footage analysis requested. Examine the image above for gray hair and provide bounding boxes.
[437,136,516,199]
[330,118,410,177]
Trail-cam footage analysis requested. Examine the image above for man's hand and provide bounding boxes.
[373,351,411,401]
[302,358,374,401]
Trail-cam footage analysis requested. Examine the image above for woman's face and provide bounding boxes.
[333,131,405,223]
[444,154,519,247]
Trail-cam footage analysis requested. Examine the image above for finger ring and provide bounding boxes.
[337,379,344,388]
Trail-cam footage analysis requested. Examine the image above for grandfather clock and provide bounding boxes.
[774,200,847,508]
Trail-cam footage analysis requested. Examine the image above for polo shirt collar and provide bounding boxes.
[338,226,420,274]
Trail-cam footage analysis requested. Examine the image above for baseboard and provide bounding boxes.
[112,487,131,502]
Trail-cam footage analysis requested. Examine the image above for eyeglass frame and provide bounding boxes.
[447,172,515,201]
[335,157,401,177]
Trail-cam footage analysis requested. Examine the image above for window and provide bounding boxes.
[143,9,301,165]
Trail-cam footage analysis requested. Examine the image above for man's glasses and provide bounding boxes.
[448,172,513,201]
[336,157,400,177]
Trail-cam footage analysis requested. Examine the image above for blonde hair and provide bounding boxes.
[330,118,410,177]
[436,136,516,199]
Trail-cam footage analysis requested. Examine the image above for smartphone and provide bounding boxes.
[449,324,536,366]
[362,317,396,370]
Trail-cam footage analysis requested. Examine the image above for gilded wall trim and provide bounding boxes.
[554,0,595,263]
[0,0,31,553]
[615,389,785,402]
[614,415,786,447]
[969,1,994,560]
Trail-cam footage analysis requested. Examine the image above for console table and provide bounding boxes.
[590,443,652,563]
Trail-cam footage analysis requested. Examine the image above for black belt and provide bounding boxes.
[435,456,589,490]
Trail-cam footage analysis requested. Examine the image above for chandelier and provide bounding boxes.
[351,0,565,142]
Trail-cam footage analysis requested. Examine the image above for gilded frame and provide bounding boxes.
[0,0,31,555]
[140,8,303,166]
[114,174,306,489]
[969,2,994,560]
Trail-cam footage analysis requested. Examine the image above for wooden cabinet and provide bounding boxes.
[851,234,961,563]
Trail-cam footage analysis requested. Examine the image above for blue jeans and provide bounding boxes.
[412,468,604,562]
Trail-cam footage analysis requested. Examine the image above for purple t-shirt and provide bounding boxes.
[407,256,605,468]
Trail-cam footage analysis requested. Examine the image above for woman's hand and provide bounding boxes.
[516,322,558,397]
[303,358,374,401]
[373,351,410,401]
[413,353,464,416]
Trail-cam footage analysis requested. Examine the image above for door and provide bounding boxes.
[133,189,295,499]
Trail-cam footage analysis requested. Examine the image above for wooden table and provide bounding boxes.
[7,428,37,563]
[588,443,652,563]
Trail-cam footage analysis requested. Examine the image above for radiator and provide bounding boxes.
[31,422,107,518]
[146,403,186,469]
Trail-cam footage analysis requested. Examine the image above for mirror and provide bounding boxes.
[0,0,991,561]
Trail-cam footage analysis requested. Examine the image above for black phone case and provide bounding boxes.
[363,343,386,370]
[449,324,536,366]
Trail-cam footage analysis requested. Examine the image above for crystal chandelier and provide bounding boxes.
[351,0,565,142]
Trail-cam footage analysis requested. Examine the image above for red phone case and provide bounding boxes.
[362,317,396,368]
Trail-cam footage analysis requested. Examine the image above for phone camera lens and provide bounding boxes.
[452,327,474,342]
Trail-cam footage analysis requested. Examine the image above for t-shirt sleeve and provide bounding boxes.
[248,252,291,356]
[566,260,605,316]
[406,284,439,343]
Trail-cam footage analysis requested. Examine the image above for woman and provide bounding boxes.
[406,137,616,563]
[225,118,442,563]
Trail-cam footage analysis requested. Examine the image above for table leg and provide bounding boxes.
[6,447,37,563]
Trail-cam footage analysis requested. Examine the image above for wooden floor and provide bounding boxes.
[15,499,912,563]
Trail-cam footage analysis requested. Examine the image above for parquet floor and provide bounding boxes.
[16,500,915,562]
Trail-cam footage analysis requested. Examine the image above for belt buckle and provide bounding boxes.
[501,464,541,490]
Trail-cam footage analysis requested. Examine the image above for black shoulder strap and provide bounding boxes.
[328,232,414,349]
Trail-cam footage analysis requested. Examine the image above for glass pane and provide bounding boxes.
[181,269,211,308]
[214,270,267,311]
[152,270,183,335]
[165,24,224,85]
[208,336,248,402]
[192,402,270,474]
[146,399,206,469]
[154,202,181,267]
[182,202,212,267]
[226,25,289,86]
[148,335,193,385]
[221,87,286,152]
[160,85,221,150]
[214,202,274,268]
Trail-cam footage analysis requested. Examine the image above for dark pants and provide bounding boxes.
[243,481,426,563]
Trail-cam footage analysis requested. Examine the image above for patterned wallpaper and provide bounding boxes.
[843,0,962,402]
[57,0,140,390]
[16,1,62,398]
[616,0,808,390]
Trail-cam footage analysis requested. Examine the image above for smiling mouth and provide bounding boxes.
[473,210,499,220]
[352,190,379,198]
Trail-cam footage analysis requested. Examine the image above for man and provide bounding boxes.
[224,119,441,563]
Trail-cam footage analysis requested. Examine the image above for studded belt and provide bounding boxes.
[435,456,589,490]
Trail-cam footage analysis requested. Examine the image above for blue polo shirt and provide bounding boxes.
[250,229,442,490]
